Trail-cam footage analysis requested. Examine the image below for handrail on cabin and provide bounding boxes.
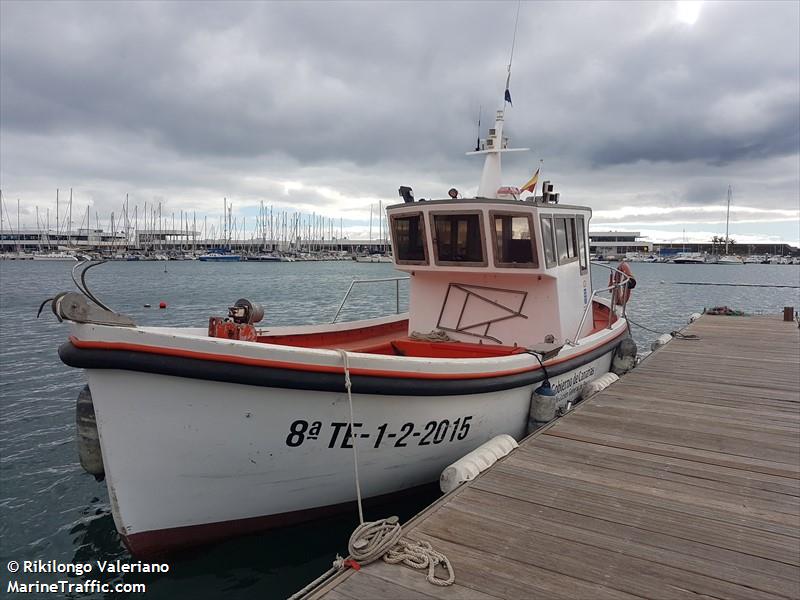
[331,276,410,323]
[566,262,633,346]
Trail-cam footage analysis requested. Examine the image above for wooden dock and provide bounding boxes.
[306,315,800,600]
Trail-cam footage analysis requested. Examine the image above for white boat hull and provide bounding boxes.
[72,327,618,555]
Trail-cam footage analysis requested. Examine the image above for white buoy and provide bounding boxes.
[689,312,702,323]
[582,372,619,400]
[439,434,518,494]
[651,333,673,351]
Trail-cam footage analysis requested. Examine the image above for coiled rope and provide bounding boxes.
[409,329,453,342]
[286,351,454,599]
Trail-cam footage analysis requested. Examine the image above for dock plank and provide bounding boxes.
[307,316,800,600]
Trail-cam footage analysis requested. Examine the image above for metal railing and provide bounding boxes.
[331,276,410,323]
[566,262,633,345]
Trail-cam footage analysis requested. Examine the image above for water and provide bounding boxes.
[1,260,797,599]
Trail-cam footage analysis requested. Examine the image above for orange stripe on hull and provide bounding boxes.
[69,325,627,381]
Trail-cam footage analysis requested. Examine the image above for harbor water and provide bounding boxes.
[1,260,798,599]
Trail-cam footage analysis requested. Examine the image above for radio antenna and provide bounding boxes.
[504,1,521,107]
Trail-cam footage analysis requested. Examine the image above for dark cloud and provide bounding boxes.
[1,0,798,236]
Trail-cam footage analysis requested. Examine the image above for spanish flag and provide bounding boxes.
[520,168,539,194]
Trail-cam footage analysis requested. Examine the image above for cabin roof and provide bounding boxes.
[387,197,592,213]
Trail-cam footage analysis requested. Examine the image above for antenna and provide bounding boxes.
[475,104,482,151]
[504,1,521,107]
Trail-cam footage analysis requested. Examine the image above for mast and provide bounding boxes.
[68,189,73,247]
[466,111,529,198]
[466,5,527,198]
[725,185,732,255]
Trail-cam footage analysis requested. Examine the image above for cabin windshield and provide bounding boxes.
[392,214,427,264]
[492,213,537,267]
[432,212,485,265]
[540,216,557,268]
[576,216,588,273]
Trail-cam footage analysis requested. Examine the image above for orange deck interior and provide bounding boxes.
[256,302,616,359]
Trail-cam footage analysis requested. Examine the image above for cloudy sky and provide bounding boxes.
[1,0,798,245]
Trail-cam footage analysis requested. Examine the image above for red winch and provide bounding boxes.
[208,298,265,342]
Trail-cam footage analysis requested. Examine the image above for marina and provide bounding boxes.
[1,259,798,598]
[2,2,799,599]
[302,313,800,600]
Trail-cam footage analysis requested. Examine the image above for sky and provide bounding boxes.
[1,0,798,246]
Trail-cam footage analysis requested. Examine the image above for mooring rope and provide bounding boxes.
[337,349,364,525]
[409,329,453,342]
[626,316,700,340]
[287,351,455,599]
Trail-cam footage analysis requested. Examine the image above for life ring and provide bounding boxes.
[609,261,635,305]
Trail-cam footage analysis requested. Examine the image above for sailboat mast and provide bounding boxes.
[725,185,731,255]
[68,189,73,247]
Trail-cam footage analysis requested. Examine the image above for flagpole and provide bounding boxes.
[504,1,521,109]
[537,158,543,197]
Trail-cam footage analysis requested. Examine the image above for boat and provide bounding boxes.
[355,253,393,263]
[717,255,743,265]
[713,187,743,265]
[52,97,634,557]
[198,249,242,262]
[31,251,79,261]
[246,254,283,262]
[671,253,706,264]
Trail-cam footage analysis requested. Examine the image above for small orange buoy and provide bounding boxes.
[159,301,167,309]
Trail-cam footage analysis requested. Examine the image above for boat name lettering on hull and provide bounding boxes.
[551,366,595,396]
[285,416,473,449]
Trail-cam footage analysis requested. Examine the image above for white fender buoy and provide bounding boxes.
[651,333,673,351]
[689,312,702,323]
[582,372,619,401]
[439,434,518,494]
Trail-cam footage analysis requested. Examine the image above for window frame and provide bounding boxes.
[554,216,580,266]
[389,212,429,266]
[489,210,538,269]
[429,210,488,267]
[576,215,588,274]
[540,215,557,268]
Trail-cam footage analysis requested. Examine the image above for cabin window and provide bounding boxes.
[555,217,579,265]
[432,212,486,265]
[491,212,537,267]
[540,216,557,268]
[391,213,428,264]
[576,216,588,273]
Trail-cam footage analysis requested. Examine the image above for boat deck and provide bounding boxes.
[258,302,614,356]
[305,314,800,600]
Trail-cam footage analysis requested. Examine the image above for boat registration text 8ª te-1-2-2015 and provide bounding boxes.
[285,416,474,449]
